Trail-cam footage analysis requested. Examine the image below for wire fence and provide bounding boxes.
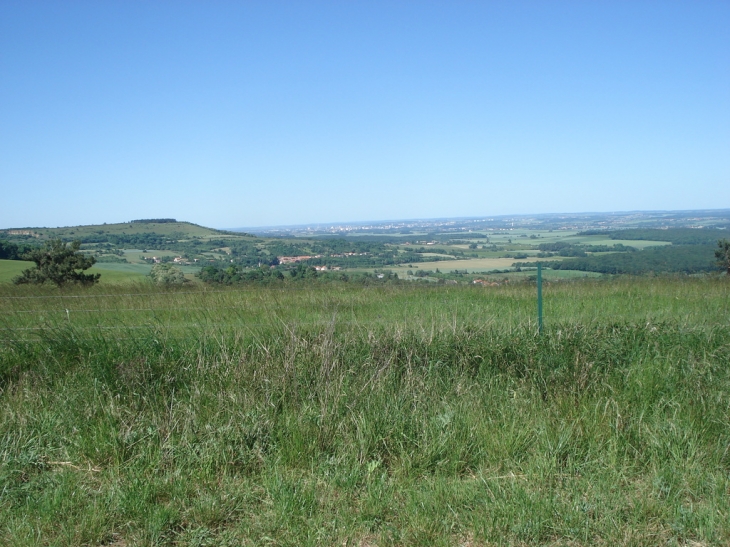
[0,288,498,343]
[0,284,423,300]
[0,316,491,343]
[7,306,272,314]
[3,282,716,345]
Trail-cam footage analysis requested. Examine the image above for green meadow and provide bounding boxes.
[0,260,153,285]
[0,259,33,283]
[1,277,729,545]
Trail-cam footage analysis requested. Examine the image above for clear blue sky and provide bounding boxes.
[1,1,728,229]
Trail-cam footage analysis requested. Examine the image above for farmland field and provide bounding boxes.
[87,263,152,282]
[1,257,203,286]
[561,237,673,249]
[388,257,538,274]
[0,259,33,283]
[1,277,729,545]
[3,217,711,282]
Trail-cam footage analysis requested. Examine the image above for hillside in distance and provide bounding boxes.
[0,219,435,272]
[1,210,728,283]
[0,220,267,273]
[0,219,241,242]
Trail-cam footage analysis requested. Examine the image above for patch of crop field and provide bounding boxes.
[86,262,153,283]
[562,236,673,249]
[0,260,33,283]
[87,263,204,284]
[343,231,433,237]
[521,231,581,243]
[475,268,603,282]
[392,257,540,273]
[513,268,602,279]
[0,260,199,286]
[419,252,457,258]
[469,231,674,250]
[1,278,729,545]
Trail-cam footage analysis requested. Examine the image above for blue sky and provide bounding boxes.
[1,1,728,229]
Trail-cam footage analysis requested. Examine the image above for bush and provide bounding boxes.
[149,263,187,285]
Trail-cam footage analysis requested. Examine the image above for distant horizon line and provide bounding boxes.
[2,207,729,232]
[228,208,730,232]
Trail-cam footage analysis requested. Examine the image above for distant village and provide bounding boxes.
[141,253,374,271]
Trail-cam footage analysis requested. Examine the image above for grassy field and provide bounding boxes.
[0,259,33,283]
[1,260,201,286]
[388,257,537,274]
[1,278,729,545]
[87,263,152,283]
[561,237,673,249]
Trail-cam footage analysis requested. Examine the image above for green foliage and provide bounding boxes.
[527,244,717,274]
[716,239,730,275]
[0,239,35,260]
[197,263,400,286]
[130,218,177,223]
[538,241,636,256]
[197,264,285,284]
[12,239,100,287]
[148,263,187,285]
[579,228,729,245]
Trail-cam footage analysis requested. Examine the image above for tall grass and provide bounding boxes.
[1,277,729,545]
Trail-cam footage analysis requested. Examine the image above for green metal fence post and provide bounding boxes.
[537,263,543,335]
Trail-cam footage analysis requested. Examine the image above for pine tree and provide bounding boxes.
[14,239,100,287]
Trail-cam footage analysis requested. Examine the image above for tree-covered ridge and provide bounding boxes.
[0,221,227,242]
[578,228,729,245]
[517,245,717,275]
[0,240,35,260]
[536,242,637,257]
[130,218,177,223]
[208,238,440,269]
[197,263,401,285]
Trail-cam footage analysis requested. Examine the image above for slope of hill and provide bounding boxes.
[0,220,239,242]
[0,220,440,274]
[0,221,266,277]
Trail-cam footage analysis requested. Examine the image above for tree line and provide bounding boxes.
[0,240,36,260]
[197,264,401,286]
[578,228,729,245]
[516,244,719,275]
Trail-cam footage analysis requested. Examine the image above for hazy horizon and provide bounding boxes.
[3,207,730,233]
